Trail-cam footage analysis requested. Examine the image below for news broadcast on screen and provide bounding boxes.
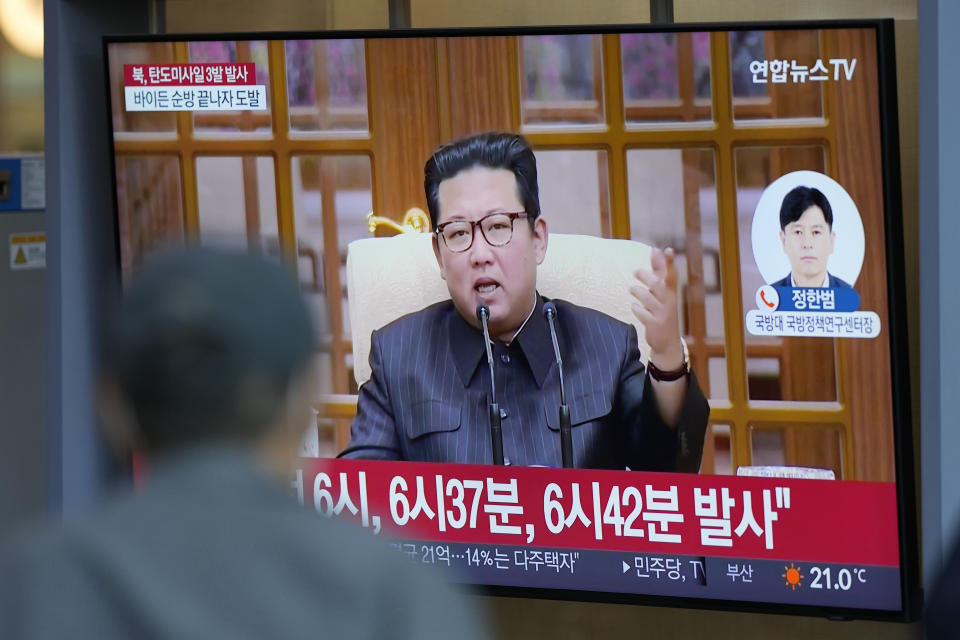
[103,19,919,620]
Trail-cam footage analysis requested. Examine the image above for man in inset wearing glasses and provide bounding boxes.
[340,132,709,470]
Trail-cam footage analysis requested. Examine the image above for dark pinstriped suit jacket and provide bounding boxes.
[340,295,709,471]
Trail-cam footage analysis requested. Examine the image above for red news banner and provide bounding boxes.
[296,459,899,567]
[122,63,265,112]
[123,63,256,86]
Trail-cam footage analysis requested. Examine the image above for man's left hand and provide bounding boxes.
[631,247,684,371]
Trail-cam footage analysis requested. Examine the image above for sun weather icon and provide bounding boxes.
[782,563,804,590]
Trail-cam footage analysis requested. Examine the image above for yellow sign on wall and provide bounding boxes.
[9,232,44,270]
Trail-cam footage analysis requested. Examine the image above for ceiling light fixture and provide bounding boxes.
[0,0,43,59]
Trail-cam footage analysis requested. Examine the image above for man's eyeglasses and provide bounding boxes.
[434,212,528,253]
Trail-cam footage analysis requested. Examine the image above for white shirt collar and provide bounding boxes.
[504,296,538,346]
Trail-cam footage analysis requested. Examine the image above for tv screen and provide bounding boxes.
[103,19,918,620]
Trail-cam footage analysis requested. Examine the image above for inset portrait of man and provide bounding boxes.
[772,185,852,289]
[750,171,864,293]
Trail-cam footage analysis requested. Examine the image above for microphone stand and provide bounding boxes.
[477,305,504,465]
[544,302,573,468]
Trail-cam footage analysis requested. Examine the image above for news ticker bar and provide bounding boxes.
[393,540,901,610]
[299,459,901,566]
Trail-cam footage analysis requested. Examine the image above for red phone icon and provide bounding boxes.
[760,290,776,308]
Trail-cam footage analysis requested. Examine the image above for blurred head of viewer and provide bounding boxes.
[425,132,548,342]
[0,246,488,639]
[97,246,317,474]
[778,185,837,288]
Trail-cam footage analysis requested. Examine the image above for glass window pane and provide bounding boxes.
[750,424,843,479]
[729,31,767,99]
[736,145,837,402]
[729,30,824,121]
[749,427,785,466]
[195,156,277,249]
[107,42,177,134]
[793,426,843,478]
[316,417,336,458]
[309,350,337,457]
[623,34,678,100]
[704,245,724,339]
[622,32,712,124]
[286,39,369,133]
[535,149,608,236]
[291,154,373,343]
[746,357,780,400]
[189,41,272,134]
[520,34,604,126]
[707,424,733,475]
[708,357,728,401]
[627,148,724,362]
[115,156,184,283]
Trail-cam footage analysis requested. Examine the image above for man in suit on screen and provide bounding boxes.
[770,185,853,289]
[340,132,709,470]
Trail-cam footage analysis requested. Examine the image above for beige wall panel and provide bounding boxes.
[165,0,388,32]
[675,0,915,21]
[411,0,649,28]
[327,0,391,30]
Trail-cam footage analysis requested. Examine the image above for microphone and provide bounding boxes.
[543,301,573,468]
[476,304,504,465]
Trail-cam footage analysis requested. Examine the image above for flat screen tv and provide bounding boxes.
[103,19,919,620]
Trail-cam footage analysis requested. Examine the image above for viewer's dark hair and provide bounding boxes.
[779,185,834,230]
[424,132,540,229]
[101,248,316,452]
